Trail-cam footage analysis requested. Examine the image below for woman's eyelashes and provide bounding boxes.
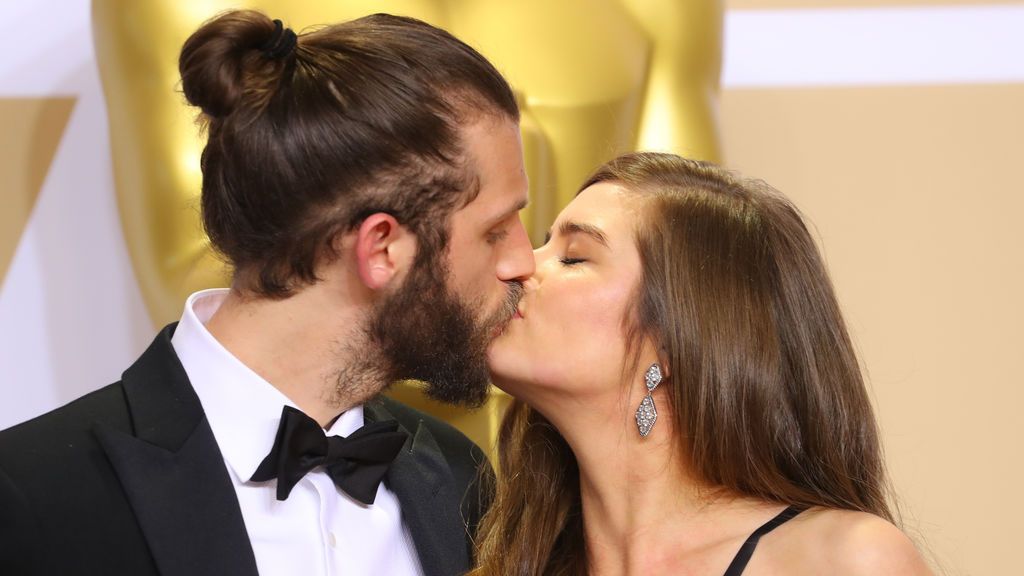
[559,256,586,266]
[540,232,589,265]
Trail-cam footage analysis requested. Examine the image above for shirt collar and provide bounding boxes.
[171,288,365,481]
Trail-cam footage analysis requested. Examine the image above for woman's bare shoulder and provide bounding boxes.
[767,507,933,575]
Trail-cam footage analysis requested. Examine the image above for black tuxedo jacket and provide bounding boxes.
[0,325,492,576]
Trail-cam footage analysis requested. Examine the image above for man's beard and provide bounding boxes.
[366,252,523,409]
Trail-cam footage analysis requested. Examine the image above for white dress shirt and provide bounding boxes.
[171,289,424,576]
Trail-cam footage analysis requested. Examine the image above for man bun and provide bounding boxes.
[179,10,288,119]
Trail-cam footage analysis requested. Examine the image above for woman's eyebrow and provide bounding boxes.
[544,220,610,248]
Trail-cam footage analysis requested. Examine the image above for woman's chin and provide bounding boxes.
[485,355,513,390]
[486,335,516,371]
[485,355,526,398]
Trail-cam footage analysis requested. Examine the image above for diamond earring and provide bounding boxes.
[635,363,663,437]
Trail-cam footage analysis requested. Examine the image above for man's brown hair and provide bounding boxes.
[179,10,519,296]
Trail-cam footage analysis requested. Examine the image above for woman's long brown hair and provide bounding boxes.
[470,153,894,575]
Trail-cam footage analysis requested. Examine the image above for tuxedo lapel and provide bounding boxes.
[366,400,470,576]
[96,325,258,576]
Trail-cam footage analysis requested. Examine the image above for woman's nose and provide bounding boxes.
[529,246,551,283]
[521,273,540,293]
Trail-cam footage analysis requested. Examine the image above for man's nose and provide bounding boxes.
[496,218,535,283]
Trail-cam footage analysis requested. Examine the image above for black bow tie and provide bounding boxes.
[251,405,408,505]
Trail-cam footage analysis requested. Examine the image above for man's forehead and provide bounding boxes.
[461,116,521,165]
[463,186,528,224]
[454,116,527,217]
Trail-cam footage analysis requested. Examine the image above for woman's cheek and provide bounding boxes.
[551,280,633,371]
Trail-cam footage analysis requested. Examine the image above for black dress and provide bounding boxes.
[722,506,804,576]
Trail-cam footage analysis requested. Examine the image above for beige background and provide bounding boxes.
[721,82,1024,575]
[733,0,1019,7]
[2,1,1020,574]
[0,99,74,285]
[719,2,1024,571]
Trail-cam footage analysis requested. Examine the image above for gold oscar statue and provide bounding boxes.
[92,0,723,452]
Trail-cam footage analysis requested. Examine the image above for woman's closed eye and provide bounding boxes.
[559,256,586,266]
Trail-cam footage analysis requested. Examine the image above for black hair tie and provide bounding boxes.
[261,19,297,60]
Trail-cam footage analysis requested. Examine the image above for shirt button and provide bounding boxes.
[327,531,337,548]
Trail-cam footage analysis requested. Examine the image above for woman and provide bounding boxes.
[476,153,932,575]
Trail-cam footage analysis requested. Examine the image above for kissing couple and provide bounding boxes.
[0,10,931,576]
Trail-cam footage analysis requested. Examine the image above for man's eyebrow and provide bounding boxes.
[544,220,610,248]
[489,198,529,227]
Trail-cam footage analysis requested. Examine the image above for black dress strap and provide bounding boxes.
[722,505,803,576]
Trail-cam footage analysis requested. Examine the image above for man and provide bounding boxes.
[0,10,532,576]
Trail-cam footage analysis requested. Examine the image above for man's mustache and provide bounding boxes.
[489,281,524,333]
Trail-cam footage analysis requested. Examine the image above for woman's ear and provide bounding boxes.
[657,348,671,381]
[640,338,671,380]
[354,213,411,290]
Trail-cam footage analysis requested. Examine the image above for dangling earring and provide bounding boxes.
[635,363,663,437]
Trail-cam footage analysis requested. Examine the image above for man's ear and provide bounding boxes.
[354,213,412,290]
